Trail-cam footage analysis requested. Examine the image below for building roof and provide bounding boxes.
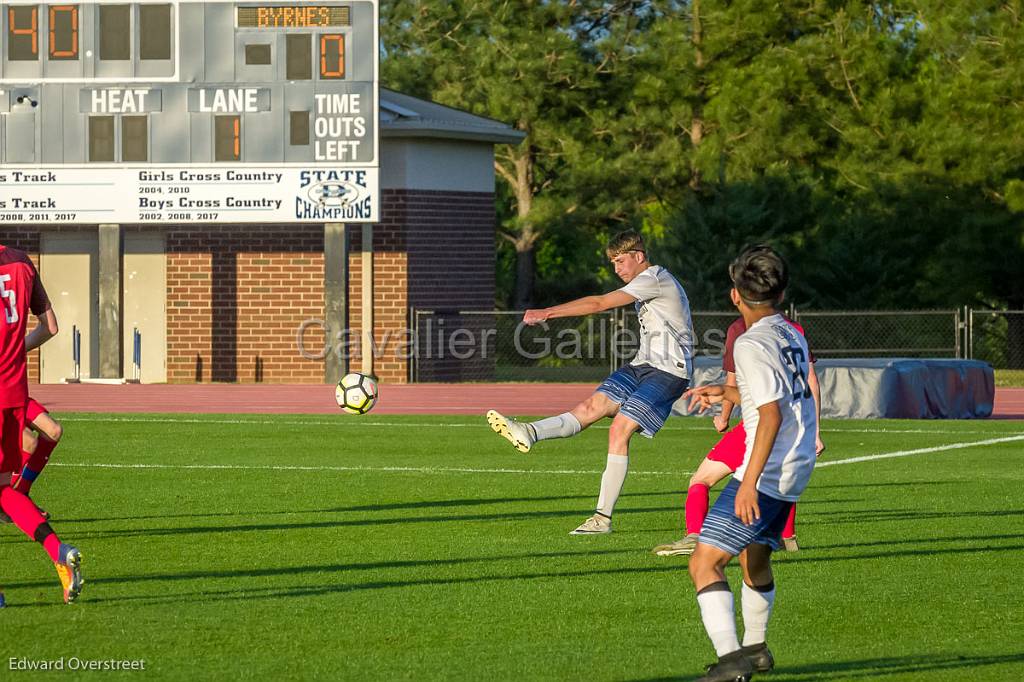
[380,88,526,146]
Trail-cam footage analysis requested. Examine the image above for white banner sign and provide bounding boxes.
[0,167,378,223]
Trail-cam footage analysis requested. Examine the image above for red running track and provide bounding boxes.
[994,387,1024,419]
[26,383,598,416]
[24,383,1024,419]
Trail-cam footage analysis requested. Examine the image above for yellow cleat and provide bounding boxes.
[55,545,83,604]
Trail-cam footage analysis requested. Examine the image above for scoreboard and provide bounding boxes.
[0,0,379,223]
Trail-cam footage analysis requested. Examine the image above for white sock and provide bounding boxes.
[595,454,629,517]
[741,582,776,647]
[528,412,581,442]
[697,585,740,657]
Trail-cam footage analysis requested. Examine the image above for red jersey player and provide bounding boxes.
[0,244,83,604]
[652,315,824,557]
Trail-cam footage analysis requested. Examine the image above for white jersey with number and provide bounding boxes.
[733,313,818,501]
[618,265,694,379]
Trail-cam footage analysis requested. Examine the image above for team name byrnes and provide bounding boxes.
[9,657,146,671]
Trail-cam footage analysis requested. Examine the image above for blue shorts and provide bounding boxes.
[596,364,689,438]
[699,479,794,555]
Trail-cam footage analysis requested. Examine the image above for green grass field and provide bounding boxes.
[1,413,1023,681]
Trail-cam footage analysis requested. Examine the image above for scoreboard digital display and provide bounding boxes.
[236,5,350,28]
[0,0,379,224]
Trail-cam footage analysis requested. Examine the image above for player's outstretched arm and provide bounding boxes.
[808,362,824,455]
[735,400,782,525]
[685,384,741,413]
[25,308,59,353]
[712,371,738,432]
[523,290,635,325]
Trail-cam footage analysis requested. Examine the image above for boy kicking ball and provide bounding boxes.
[487,229,694,534]
[683,245,818,681]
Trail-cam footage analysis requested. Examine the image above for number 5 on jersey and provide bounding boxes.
[0,275,19,324]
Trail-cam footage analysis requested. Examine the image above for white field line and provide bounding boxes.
[50,462,686,477]
[56,415,1007,436]
[50,434,1024,477]
[815,434,1024,468]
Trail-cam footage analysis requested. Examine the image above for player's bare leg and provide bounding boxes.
[570,412,639,535]
[12,412,62,520]
[654,458,734,556]
[487,391,619,454]
[12,424,58,520]
[737,543,777,672]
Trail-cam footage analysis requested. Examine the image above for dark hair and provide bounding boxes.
[729,244,788,306]
[606,230,645,258]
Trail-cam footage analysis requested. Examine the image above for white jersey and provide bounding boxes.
[733,313,818,501]
[618,265,694,379]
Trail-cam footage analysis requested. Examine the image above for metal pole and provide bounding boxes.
[361,224,374,376]
[73,326,81,381]
[409,307,416,383]
[967,307,974,359]
[133,328,141,381]
[323,222,348,384]
[954,308,961,359]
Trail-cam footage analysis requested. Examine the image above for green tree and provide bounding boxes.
[381,1,658,308]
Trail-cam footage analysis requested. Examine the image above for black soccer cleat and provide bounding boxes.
[740,642,775,672]
[695,649,754,682]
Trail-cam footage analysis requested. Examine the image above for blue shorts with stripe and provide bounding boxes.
[595,363,689,438]
[698,479,794,554]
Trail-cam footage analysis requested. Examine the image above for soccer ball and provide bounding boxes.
[335,372,378,414]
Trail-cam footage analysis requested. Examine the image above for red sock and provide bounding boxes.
[783,504,797,539]
[15,436,57,494]
[0,486,60,562]
[684,483,710,535]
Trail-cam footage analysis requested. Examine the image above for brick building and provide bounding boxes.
[1,89,523,385]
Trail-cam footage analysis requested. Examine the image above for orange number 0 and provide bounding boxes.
[49,5,79,58]
[9,7,39,56]
[320,34,344,78]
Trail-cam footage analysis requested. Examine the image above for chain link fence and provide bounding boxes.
[969,309,1024,369]
[409,308,980,382]
[791,310,961,358]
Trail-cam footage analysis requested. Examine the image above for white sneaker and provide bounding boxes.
[569,514,612,535]
[486,410,534,453]
[652,532,699,556]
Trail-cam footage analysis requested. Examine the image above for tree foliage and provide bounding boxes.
[380,1,1024,311]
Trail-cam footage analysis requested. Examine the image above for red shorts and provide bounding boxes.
[0,406,26,474]
[26,397,47,424]
[706,421,747,471]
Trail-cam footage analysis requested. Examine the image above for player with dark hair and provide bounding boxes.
[652,311,823,557]
[0,244,83,604]
[487,230,695,534]
[683,245,818,681]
